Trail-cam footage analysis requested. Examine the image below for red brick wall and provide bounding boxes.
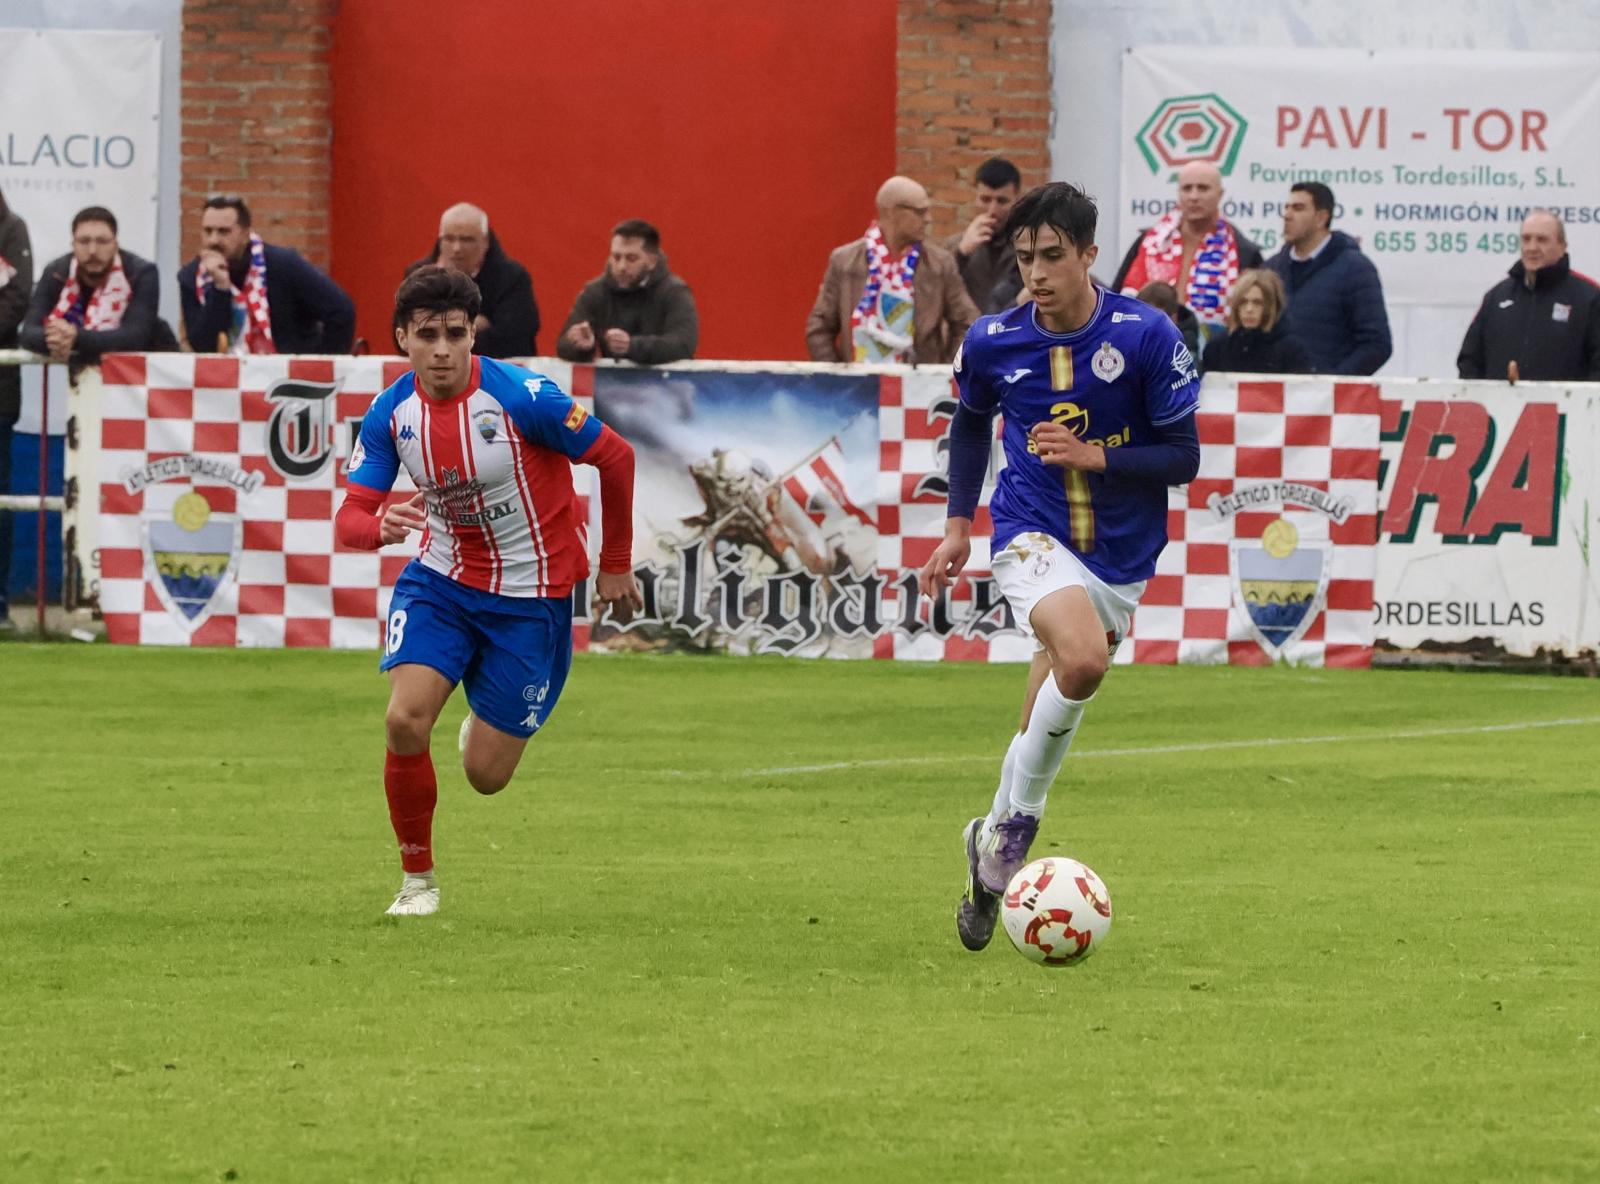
[175,0,1051,347]
[898,0,1053,241]
[179,0,333,270]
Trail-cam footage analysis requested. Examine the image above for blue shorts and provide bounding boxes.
[379,562,573,739]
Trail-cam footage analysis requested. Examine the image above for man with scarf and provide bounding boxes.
[20,207,175,365]
[177,193,355,355]
[806,175,977,365]
[1112,161,1263,340]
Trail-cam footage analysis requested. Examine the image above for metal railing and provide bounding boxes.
[0,349,67,636]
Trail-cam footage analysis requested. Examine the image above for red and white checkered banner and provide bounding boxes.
[89,356,1374,665]
[93,354,589,648]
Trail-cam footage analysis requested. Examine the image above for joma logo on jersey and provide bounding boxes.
[264,378,341,481]
[1026,401,1130,454]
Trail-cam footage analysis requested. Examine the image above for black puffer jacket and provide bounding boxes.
[0,204,32,420]
[1202,321,1312,375]
[1457,254,1600,382]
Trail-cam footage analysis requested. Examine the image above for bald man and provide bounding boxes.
[409,202,540,358]
[806,175,977,364]
[1459,210,1600,382]
[1112,161,1263,335]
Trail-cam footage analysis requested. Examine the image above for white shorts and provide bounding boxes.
[990,531,1146,655]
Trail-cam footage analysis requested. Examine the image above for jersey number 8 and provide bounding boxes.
[385,609,408,655]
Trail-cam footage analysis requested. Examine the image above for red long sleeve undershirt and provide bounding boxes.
[333,423,636,573]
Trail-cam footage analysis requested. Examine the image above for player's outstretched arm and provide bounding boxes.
[580,424,644,621]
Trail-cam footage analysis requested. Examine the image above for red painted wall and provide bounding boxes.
[330,1,897,361]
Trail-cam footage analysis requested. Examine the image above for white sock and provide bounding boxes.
[404,870,436,884]
[982,733,1024,839]
[1009,678,1091,816]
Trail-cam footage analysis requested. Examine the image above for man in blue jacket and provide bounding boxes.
[1264,183,1392,376]
[177,194,354,354]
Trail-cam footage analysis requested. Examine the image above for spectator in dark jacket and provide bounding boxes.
[20,206,177,365]
[1263,182,1391,375]
[946,157,1023,314]
[0,186,30,629]
[1458,210,1600,383]
[177,194,354,354]
[557,219,698,364]
[1202,270,1311,375]
[409,203,540,357]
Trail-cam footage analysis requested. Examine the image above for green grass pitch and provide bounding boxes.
[4,647,1598,1182]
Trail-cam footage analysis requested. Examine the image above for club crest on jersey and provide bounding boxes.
[475,409,502,443]
[264,378,341,481]
[1091,342,1125,383]
[564,403,590,432]
[141,490,241,634]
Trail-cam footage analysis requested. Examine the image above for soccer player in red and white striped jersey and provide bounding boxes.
[336,265,642,916]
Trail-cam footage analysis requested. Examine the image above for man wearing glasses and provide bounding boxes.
[177,193,355,355]
[805,175,977,364]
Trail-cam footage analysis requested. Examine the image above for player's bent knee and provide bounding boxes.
[465,764,512,795]
[1052,651,1108,700]
[384,703,436,751]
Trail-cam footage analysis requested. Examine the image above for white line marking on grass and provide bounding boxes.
[742,716,1600,778]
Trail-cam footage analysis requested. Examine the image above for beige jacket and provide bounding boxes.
[804,238,978,364]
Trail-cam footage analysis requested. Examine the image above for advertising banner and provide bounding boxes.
[1119,47,1600,307]
[0,29,163,259]
[1375,379,1600,656]
[96,356,1600,663]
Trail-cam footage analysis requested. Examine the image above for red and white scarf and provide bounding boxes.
[850,222,921,362]
[0,253,15,293]
[1128,209,1241,327]
[50,254,134,330]
[195,232,274,354]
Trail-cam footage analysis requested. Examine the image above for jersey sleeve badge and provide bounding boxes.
[564,404,590,432]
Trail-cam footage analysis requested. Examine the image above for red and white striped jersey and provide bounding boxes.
[347,356,603,597]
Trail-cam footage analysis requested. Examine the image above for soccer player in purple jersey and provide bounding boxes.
[917,183,1203,951]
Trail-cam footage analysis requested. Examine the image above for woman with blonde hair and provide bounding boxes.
[1201,268,1311,374]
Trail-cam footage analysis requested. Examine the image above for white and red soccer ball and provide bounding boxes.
[1000,857,1113,966]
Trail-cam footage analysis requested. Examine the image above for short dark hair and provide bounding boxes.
[203,192,252,227]
[1291,182,1334,225]
[1134,281,1180,316]
[72,206,118,235]
[1003,181,1098,253]
[393,264,482,331]
[975,157,1021,191]
[611,219,660,252]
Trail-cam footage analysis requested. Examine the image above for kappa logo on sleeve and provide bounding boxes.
[564,403,590,432]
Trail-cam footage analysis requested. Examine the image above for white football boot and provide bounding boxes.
[385,873,440,917]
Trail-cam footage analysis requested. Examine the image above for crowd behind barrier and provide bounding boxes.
[3,156,1599,648]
